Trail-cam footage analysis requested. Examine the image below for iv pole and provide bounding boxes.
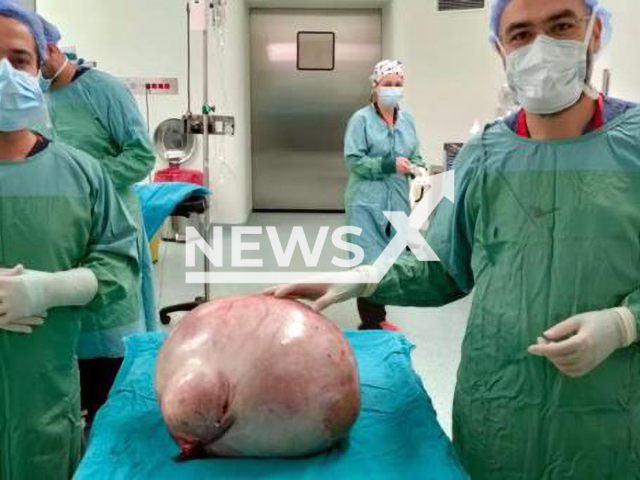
[185,0,234,301]
[159,1,235,324]
[187,0,234,302]
[202,3,211,301]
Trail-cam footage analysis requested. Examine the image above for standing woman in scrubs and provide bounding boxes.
[38,15,157,425]
[344,60,425,330]
[0,1,138,478]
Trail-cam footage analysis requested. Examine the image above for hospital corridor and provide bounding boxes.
[1,0,640,479]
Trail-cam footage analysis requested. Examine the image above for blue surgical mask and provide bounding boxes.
[0,59,48,132]
[39,57,69,92]
[378,87,404,108]
[503,12,598,115]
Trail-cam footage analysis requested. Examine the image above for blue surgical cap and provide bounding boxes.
[490,0,612,48]
[0,0,46,63]
[39,15,60,46]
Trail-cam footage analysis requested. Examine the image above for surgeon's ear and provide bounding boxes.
[46,44,57,61]
[591,17,602,56]
[495,43,506,66]
[52,44,64,59]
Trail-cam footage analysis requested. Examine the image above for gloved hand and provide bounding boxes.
[411,166,429,178]
[410,174,431,209]
[264,268,378,313]
[0,314,45,334]
[0,266,46,334]
[528,307,637,378]
[0,265,99,332]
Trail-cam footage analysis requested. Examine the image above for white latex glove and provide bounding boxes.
[0,266,98,332]
[264,268,378,313]
[0,266,46,334]
[528,308,637,378]
[411,166,429,178]
[410,175,431,209]
[409,168,433,236]
[0,320,45,334]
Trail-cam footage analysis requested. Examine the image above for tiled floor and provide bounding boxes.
[154,213,470,436]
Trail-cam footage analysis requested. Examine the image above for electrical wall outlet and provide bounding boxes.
[120,78,179,96]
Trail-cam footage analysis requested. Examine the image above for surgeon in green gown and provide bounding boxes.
[38,15,157,424]
[271,0,640,478]
[0,3,138,478]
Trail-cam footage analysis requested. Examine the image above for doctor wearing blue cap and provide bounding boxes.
[38,14,158,426]
[0,1,139,478]
[271,1,640,478]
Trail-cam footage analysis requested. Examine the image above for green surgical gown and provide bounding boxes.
[372,107,640,479]
[47,69,157,359]
[344,104,425,263]
[0,141,138,479]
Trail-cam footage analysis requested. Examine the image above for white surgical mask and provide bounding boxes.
[0,59,49,132]
[39,56,69,92]
[378,87,403,108]
[503,12,598,115]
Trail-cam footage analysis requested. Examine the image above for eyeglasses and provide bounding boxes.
[501,15,591,51]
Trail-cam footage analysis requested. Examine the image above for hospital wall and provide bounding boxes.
[37,0,252,225]
[37,0,640,224]
[383,2,502,164]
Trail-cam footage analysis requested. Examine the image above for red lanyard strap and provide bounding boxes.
[515,94,604,138]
